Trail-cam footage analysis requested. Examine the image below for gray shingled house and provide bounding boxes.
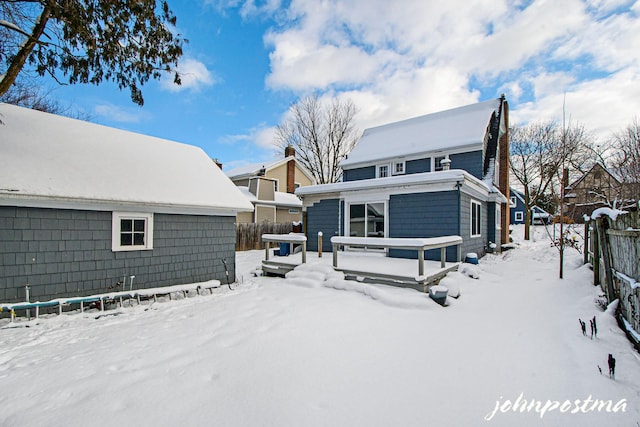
[296,97,510,261]
[0,103,253,303]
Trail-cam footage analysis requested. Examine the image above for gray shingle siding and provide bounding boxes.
[459,194,487,258]
[451,151,483,179]
[0,206,236,303]
[305,199,340,252]
[405,158,430,174]
[343,166,376,182]
[388,191,460,261]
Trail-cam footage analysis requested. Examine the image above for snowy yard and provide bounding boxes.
[0,225,639,426]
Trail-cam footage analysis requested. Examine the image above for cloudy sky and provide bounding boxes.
[41,0,640,170]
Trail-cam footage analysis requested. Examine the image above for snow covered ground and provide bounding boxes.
[1,225,639,426]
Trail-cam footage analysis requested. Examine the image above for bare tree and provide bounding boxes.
[275,94,360,184]
[510,120,591,240]
[610,118,640,207]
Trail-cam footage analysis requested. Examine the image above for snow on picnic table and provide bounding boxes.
[0,225,639,426]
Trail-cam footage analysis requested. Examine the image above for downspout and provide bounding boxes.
[456,180,463,262]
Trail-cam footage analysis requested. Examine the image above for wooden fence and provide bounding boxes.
[236,222,295,251]
[589,209,640,349]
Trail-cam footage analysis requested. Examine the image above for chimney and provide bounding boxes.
[498,96,510,247]
[441,157,451,171]
[286,146,295,193]
[285,145,295,158]
[212,158,223,169]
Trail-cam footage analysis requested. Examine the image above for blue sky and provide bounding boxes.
[39,0,640,171]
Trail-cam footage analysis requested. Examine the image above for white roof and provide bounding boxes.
[0,103,254,215]
[341,98,502,168]
[237,186,302,208]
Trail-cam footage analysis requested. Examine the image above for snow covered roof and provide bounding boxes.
[0,103,254,215]
[237,186,302,208]
[341,98,502,168]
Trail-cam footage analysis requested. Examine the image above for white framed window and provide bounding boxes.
[377,164,389,178]
[470,200,481,237]
[347,202,387,238]
[392,161,405,175]
[510,196,517,207]
[515,211,524,222]
[112,212,154,252]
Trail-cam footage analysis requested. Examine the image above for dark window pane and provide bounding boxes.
[133,232,145,245]
[133,219,145,232]
[121,233,133,246]
[120,219,132,232]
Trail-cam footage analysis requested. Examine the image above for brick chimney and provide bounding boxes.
[498,95,510,246]
[285,145,295,193]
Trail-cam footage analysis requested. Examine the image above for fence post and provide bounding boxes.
[583,222,589,265]
[318,232,323,258]
[596,217,615,301]
[592,221,600,286]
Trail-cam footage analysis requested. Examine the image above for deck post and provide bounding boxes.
[265,243,270,261]
[302,241,307,263]
[440,247,446,268]
[333,243,338,268]
[418,249,424,276]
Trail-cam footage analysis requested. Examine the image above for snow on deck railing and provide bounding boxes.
[330,235,462,276]
[262,233,307,263]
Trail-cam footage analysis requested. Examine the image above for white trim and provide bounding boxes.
[112,212,154,252]
[515,211,524,222]
[0,195,245,216]
[392,161,406,175]
[345,200,388,239]
[470,199,481,238]
[376,164,390,178]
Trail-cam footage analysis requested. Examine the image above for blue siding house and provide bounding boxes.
[509,188,551,225]
[297,97,511,261]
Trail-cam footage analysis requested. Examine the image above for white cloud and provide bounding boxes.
[160,58,217,93]
[220,123,277,150]
[227,0,640,147]
[94,103,151,123]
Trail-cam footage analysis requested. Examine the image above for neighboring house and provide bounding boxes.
[0,103,253,303]
[226,146,315,223]
[509,188,551,225]
[297,97,510,261]
[564,163,632,222]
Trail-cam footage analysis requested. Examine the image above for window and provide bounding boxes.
[471,200,481,237]
[510,196,517,207]
[377,164,389,178]
[348,202,386,238]
[112,212,153,251]
[273,180,279,192]
[288,209,300,214]
[392,161,405,175]
[434,156,446,171]
[496,204,501,230]
[515,211,524,222]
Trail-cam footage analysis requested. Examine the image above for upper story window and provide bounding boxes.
[510,196,517,207]
[112,212,154,252]
[392,161,405,175]
[377,164,389,178]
